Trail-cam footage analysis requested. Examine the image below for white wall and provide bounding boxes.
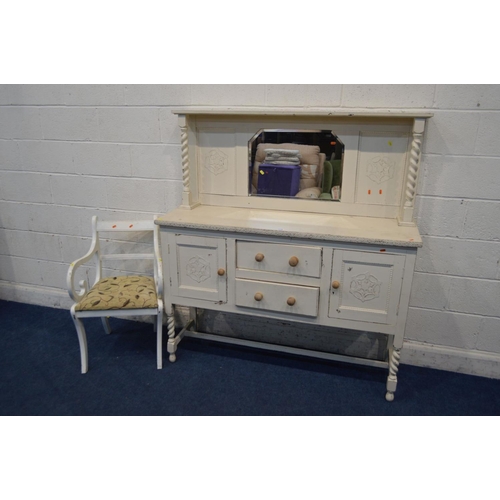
[1,84,499,377]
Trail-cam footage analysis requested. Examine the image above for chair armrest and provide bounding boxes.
[67,247,98,303]
[67,217,99,302]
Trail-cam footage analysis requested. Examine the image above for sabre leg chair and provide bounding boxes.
[67,216,164,373]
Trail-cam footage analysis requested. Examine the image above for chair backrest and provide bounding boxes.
[89,216,162,291]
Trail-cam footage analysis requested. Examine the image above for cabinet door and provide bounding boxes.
[329,250,405,325]
[170,234,227,302]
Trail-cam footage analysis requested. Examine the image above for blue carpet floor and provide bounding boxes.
[1,299,499,415]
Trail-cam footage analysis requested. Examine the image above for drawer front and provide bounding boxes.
[235,279,319,317]
[236,241,322,278]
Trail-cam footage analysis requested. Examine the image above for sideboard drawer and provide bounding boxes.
[236,241,322,278]
[235,278,320,317]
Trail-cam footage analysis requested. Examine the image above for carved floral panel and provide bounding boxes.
[204,149,228,175]
[349,272,382,302]
[186,256,211,283]
[366,155,395,184]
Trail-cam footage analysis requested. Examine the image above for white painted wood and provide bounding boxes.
[164,288,402,335]
[197,126,237,196]
[101,253,155,261]
[328,250,405,325]
[188,115,415,218]
[96,219,155,231]
[393,252,417,349]
[169,233,227,302]
[172,107,434,118]
[160,231,173,311]
[235,279,320,318]
[385,347,401,401]
[236,241,322,278]
[167,306,176,362]
[187,116,201,208]
[235,268,322,287]
[199,193,402,218]
[178,114,201,209]
[398,118,426,226]
[179,114,192,208]
[70,304,89,374]
[160,225,413,256]
[74,307,163,319]
[355,132,409,207]
[160,107,431,400]
[157,206,422,248]
[67,216,99,301]
[67,216,164,372]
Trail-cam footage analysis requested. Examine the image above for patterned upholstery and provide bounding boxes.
[75,276,158,311]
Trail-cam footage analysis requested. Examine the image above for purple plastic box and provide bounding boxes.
[257,163,301,197]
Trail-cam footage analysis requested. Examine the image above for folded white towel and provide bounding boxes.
[264,160,301,165]
[264,148,300,157]
[264,148,301,165]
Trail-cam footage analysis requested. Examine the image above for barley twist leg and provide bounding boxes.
[167,309,177,363]
[386,348,401,402]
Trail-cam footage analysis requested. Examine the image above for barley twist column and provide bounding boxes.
[405,133,422,208]
[178,114,193,208]
[181,124,190,194]
[399,118,426,225]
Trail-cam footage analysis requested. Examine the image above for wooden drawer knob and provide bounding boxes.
[255,253,265,262]
[287,297,296,306]
[217,268,225,276]
[289,256,299,267]
[332,281,341,289]
[254,292,263,301]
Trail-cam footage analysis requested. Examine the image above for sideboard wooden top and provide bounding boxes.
[156,206,422,248]
[171,106,434,119]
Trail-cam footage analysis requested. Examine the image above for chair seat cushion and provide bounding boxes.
[75,276,158,311]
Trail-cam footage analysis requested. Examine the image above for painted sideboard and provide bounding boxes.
[155,107,432,401]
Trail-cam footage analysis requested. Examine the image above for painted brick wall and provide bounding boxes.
[1,84,499,376]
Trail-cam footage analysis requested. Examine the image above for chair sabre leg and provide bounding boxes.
[72,313,89,374]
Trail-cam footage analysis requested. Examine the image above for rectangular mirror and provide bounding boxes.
[249,129,344,202]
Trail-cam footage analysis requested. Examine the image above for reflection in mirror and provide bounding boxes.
[249,129,344,201]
